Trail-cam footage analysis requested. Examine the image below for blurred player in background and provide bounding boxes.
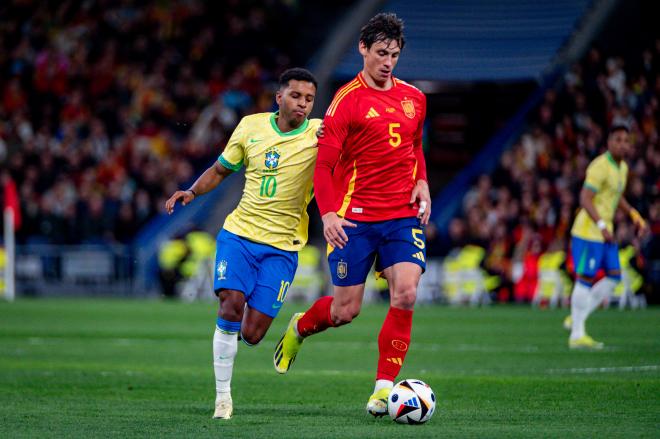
[274,13,431,417]
[567,125,648,349]
[165,68,321,419]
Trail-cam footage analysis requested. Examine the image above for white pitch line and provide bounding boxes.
[546,365,660,374]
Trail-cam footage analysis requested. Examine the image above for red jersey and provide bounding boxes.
[314,72,427,221]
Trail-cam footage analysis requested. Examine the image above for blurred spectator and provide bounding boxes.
[449,42,660,301]
[0,0,304,244]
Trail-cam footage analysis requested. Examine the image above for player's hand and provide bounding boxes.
[322,212,356,249]
[316,122,325,138]
[165,190,195,214]
[410,180,431,225]
[634,220,650,238]
[630,209,650,238]
[600,228,614,243]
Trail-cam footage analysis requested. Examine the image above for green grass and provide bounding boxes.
[1,299,659,438]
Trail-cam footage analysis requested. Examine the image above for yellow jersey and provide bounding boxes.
[571,152,628,242]
[219,112,321,251]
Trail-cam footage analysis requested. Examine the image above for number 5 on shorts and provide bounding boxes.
[412,228,425,249]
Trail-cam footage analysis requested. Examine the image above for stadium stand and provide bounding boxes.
[335,0,591,81]
[0,1,315,245]
[439,42,660,302]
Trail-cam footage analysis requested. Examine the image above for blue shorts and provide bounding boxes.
[571,236,621,282]
[214,229,298,318]
[327,217,426,287]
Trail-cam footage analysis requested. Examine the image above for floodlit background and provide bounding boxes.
[0,1,659,438]
[0,0,658,305]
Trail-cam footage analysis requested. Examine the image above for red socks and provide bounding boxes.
[376,306,413,381]
[296,296,335,337]
[296,299,413,382]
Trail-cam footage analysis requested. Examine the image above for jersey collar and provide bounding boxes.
[358,72,397,90]
[605,151,620,169]
[270,112,309,137]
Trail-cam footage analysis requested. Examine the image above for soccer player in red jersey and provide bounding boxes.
[274,13,431,417]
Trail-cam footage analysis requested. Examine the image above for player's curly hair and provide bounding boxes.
[279,68,318,89]
[359,12,405,50]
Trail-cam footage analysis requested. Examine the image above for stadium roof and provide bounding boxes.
[334,0,591,82]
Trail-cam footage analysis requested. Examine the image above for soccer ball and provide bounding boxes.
[387,379,436,424]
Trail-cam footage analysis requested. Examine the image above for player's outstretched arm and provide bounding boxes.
[165,161,233,214]
[579,187,613,242]
[618,196,649,238]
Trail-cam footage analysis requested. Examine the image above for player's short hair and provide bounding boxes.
[608,124,630,136]
[279,68,317,90]
[359,12,405,50]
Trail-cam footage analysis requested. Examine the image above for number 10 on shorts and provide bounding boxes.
[277,280,290,302]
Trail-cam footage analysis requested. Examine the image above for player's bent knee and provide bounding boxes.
[240,330,264,346]
[218,295,245,321]
[332,307,360,326]
[219,305,243,322]
[391,285,417,309]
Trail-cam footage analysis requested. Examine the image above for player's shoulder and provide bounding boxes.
[588,153,608,169]
[394,77,425,98]
[326,77,364,117]
[335,76,365,95]
[308,118,322,130]
[240,112,272,126]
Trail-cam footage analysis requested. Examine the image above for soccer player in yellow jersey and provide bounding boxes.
[568,125,648,349]
[165,68,321,419]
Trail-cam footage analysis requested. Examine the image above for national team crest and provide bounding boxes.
[401,99,415,119]
[217,260,227,280]
[264,148,280,169]
[337,261,348,279]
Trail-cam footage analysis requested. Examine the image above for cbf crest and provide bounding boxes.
[217,260,227,280]
[401,98,415,119]
[264,147,281,169]
[337,260,348,279]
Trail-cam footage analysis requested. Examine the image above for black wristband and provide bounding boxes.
[187,189,196,197]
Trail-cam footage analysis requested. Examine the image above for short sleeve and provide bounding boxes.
[219,118,246,171]
[583,159,603,193]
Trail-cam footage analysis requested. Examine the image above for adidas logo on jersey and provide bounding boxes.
[365,107,380,119]
[412,251,425,262]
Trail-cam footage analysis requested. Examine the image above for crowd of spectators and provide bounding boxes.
[0,0,303,244]
[440,42,660,302]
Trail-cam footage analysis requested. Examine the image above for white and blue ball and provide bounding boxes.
[387,379,436,424]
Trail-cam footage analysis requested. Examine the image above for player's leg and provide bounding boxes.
[242,247,297,346]
[240,307,275,346]
[588,242,621,313]
[211,230,257,419]
[568,236,604,349]
[213,289,245,419]
[274,283,366,373]
[274,222,376,374]
[367,218,425,417]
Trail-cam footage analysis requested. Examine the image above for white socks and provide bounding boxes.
[213,327,238,402]
[570,282,590,340]
[570,278,617,340]
[374,379,393,394]
[588,277,616,313]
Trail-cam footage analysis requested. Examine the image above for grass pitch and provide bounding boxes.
[1,299,659,438]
